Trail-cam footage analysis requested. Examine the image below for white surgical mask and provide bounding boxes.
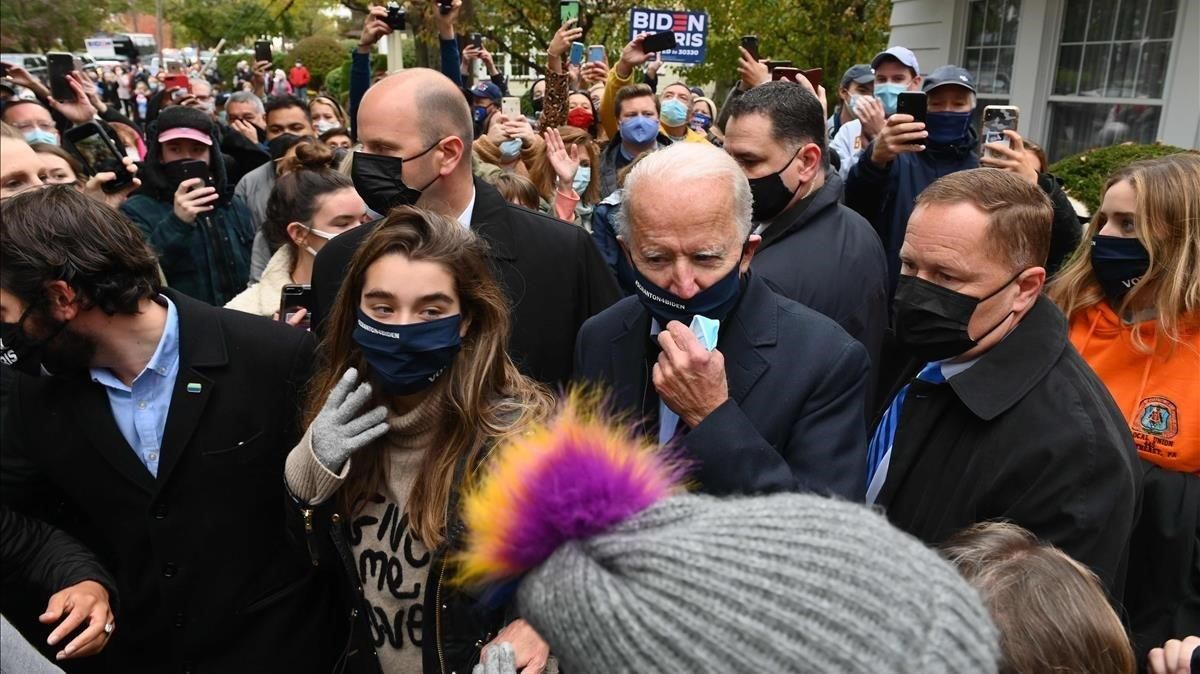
[314,120,338,134]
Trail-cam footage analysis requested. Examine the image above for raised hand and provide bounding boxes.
[980,130,1038,185]
[545,127,579,188]
[616,33,652,78]
[84,157,141,209]
[48,72,98,124]
[737,47,769,90]
[173,178,219,224]
[310,368,389,473]
[359,5,393,51]
[869,114,927,168]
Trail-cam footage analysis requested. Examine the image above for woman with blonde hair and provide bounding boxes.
[1048,152,1200,663]
[308,95,349,134]
[528,125,601,229]
[284,207,555,673]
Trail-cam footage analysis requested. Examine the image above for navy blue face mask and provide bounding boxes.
[628,246,745,327]
[353,310,463,395]
[925,111,972,145]
[1091,235,1150,307]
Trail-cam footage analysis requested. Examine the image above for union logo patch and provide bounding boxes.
[1137,396,1179,438]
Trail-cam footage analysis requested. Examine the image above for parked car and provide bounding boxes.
[0,53,48,82]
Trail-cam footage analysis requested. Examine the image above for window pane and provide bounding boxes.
[1114,0,1148,40]
[1137,41,1171,98]
[978,48,999,94]
[1086,0,1118,42]
[967,0,987,46]
[1147,0,1179,39]
[1001,0,1022,44]
[1061,0,1090,42]
[1047,101,1161,161]
[1054,44,1083,94]
[1079,44,1110,95]
[1106,42,1139,97]
[965,49,983,85]
[984,0,1004,46]
[993,47,1015,94]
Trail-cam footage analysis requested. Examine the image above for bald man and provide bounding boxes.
[311,68,620,388]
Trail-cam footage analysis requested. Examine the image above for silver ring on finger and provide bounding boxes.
[104,622,115,635]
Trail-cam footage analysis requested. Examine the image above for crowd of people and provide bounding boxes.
[0,1,1198,672]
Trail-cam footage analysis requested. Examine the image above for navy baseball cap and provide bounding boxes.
[922,65,977,94]
[871,46,919,74]
[840,64,875,87]
[471,81,502,102]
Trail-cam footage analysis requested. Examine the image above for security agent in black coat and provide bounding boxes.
[575,271,870,499]
[875,296,1141,599]
[311,177,621,388]
[2,291,343,674]
[1,505,119,617]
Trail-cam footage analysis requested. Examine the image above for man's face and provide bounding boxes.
[226,101,264,127]
[899,201,1028,359]
[618,95,658,123]
[0,286,97,374]
[4,103,58,143]
[0,138,45,200]
[358,85,455,198]
[725,112,804,180]
[661,84,693,107]
[842,80,873,104]
[874,60,918,90]
[625,176,754,300]
[266,106,314,140]
[161,138,209,164]
[928,85,974,113]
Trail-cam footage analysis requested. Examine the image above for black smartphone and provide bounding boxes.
[641,30,677,54]
[254,40,273,64]
[437,0,453,15]
[470,33,483,49]
[559,0,579,24]
[280,284,313,329]
[897,91,927,123]
[740,35,759,62]
[385,3,406,30]
[63,122,134,193]
[164,159,211,191]
[47,52,77,102]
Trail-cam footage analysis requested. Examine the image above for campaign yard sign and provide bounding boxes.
[85,38,117,59]
[629,8,709,65]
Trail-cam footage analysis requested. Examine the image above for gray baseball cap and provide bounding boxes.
[871,46,920,74]
[840,64,875,88]
[922,65,977,94]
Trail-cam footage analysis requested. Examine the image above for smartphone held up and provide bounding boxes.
[982,105,1020,156]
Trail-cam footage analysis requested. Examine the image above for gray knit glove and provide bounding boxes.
[310,368,389,473]
[472,643,516,674]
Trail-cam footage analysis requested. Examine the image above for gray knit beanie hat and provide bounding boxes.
[517,493,998,673]
[456,401,999,674]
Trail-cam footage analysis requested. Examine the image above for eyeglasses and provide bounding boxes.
[11,120,56,133]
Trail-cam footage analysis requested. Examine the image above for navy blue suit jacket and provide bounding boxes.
[574,273,869,499]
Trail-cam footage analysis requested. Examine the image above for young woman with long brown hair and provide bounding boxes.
[1048,152,1200,664]
[284,206,554,674]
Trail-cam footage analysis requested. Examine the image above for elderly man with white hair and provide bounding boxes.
[574,142,871,498]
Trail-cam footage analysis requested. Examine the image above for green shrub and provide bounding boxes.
[1049,142,1190,213]
[283,35,347,91]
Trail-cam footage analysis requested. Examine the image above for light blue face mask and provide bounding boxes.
[23,129,59,146]
[499,138,523,161]
[572,166,591,195]
[660,98,689,127]
[849,94,866,118]
[873,83,907,116]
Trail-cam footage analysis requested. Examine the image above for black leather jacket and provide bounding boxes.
[290,451,507,674]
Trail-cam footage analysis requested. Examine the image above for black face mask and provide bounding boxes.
[531,97,544,113]
[1090,235,1149,307]
[748,146,802,222]
[0,304,77,377]
[267,132,301,161]
[351,145,439,216]
[892,272,1021,363]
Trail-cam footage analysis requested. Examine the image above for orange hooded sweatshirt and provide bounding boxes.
[1069,301,1200,474]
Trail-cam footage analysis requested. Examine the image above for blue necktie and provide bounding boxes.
[865,362,945,503]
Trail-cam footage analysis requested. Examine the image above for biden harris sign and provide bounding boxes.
[629,8,710,65]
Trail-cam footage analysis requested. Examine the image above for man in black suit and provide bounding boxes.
[574,143,870,498]
[0,186,340,673]
[311,68,620,388]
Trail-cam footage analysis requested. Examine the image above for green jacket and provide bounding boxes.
[122,194,255,306]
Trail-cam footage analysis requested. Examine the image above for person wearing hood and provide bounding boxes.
[597,83,672,199]
[724,82,888,413]
[121,105,255,306]
[1049,153,1200,657]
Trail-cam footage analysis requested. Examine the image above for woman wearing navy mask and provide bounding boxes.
[1049,153,1200,661]
[284,207,555,674]
[690,96,723,147]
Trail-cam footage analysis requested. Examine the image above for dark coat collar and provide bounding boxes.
[948,295,1069,421]
[758,168,844,250]
[469,177,517,261]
